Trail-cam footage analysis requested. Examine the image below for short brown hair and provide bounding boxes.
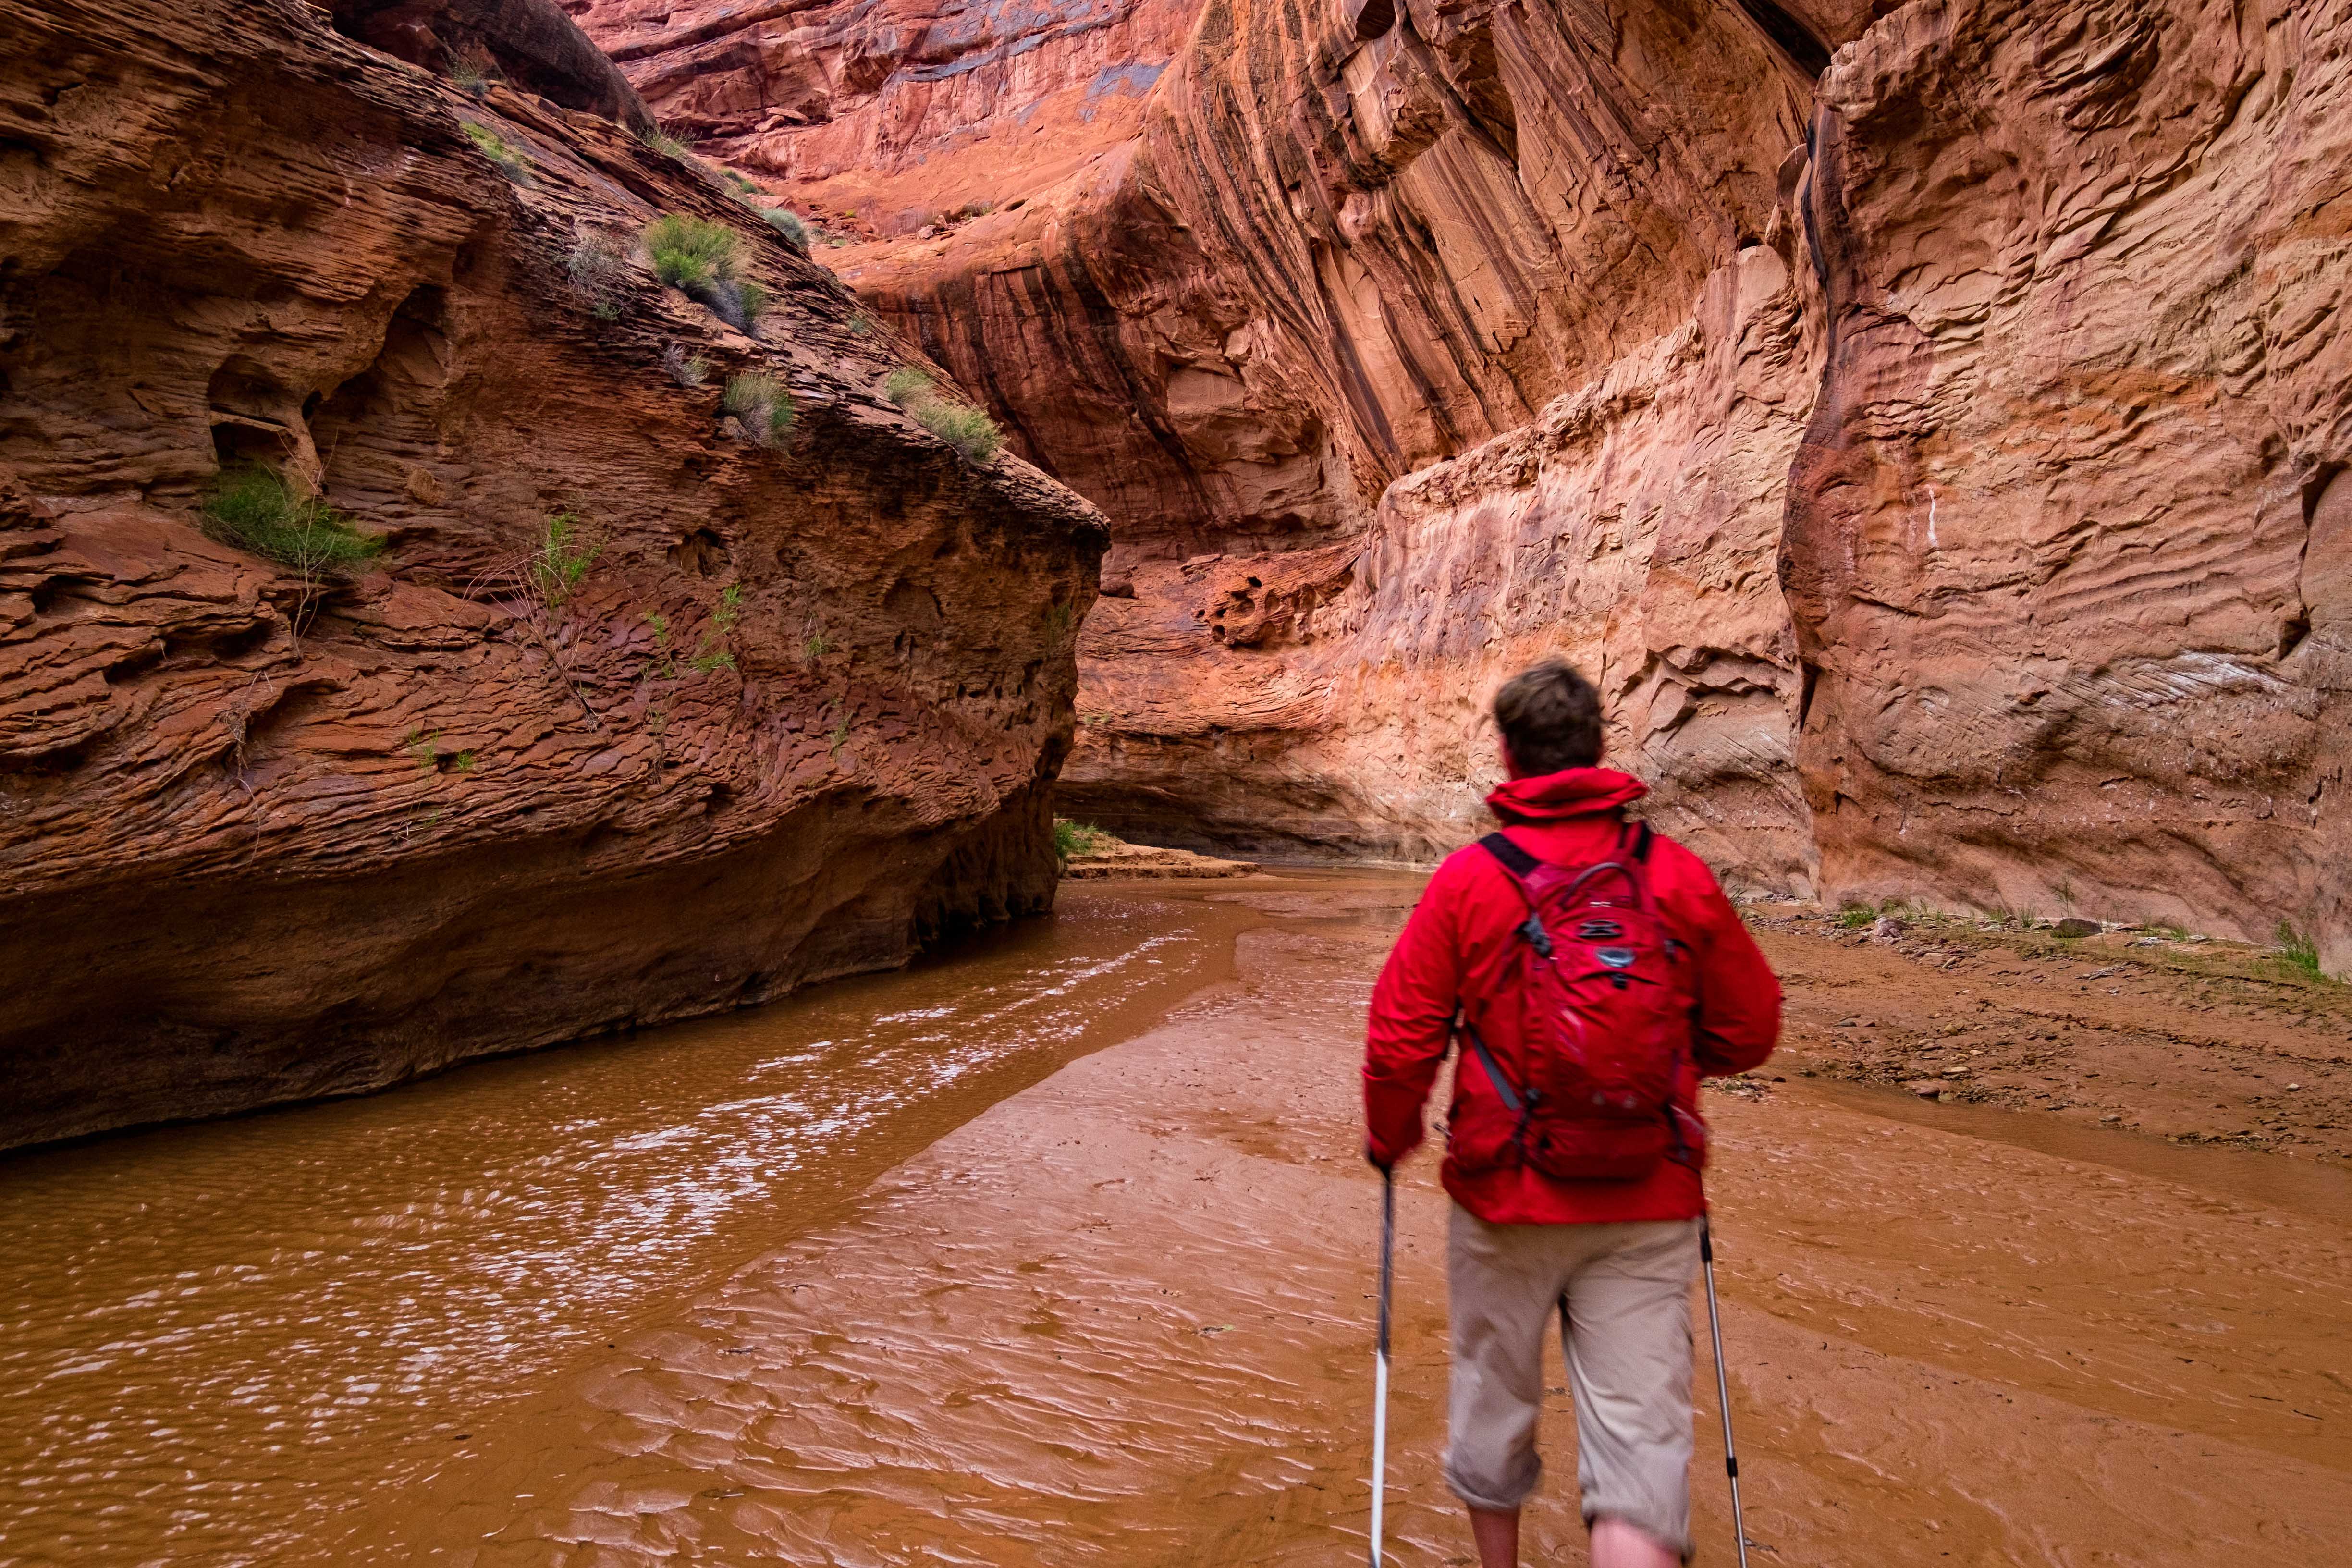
[1493,660,1603,775]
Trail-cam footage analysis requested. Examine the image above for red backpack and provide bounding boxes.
[1446,822,1701,1183]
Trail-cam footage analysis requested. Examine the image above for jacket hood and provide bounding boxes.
[1485,766,1649,822]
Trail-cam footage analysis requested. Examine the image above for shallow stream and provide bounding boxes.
[3,871,2345,1566]
[0,885,1266,1565]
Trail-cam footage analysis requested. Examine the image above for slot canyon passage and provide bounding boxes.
[2,0,2352,1565]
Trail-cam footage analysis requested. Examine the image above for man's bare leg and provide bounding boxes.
[1591,1516,1678,1568]
[1468,1506,1519,1568]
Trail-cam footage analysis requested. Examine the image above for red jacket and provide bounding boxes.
[1363,767,1781,1224]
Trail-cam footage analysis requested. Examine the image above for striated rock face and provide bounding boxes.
[1786,0,2352,963]
[0,0,1103,1148]
[568,0,1196,232]
[334,0,654,124]
[593,0,2352,953]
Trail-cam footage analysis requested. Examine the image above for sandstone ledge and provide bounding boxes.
[1061,833,1258,880]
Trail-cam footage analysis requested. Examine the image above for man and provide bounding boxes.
[1363,660,1780,1567]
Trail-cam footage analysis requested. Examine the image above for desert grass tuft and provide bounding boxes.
[721,372,794,447]
[448,43,498,98]
[643,214,769,332]
[636,123,692,160]
[760,208,808,251]
[567,232,628,319]
[644,213,739,292]
[461,121,532,183]
[883,367,1002,462]
[915,400,1002,463]
[2276,921,2325,979]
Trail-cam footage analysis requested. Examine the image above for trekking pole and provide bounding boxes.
[1699,1214,1752,1568]
[1370,1165,1394,1567]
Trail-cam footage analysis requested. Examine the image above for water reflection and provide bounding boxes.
[0,888,1255,1566]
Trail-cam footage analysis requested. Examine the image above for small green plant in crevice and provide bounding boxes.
[827,711,851,757]
[2276,921,2325,980]
[661,342,710,388]
[760,207,808,252]
[643,213,766,333]
[451,749,478,773]
[642,611,677,678]
[636,122,692,160]
[529,510,600,606]
[644,704,669,738]
[461,121,533,184]
[720,371,794,447]
[802,632,831,662]
[403,727,441,770]
[883,367,1003,464]
[1836,903,1877,930]
[683,583,745,674]
[846,311,873,337]
[1054,819,1107,859]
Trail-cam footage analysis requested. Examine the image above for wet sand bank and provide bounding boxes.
[360,876,2351,1565]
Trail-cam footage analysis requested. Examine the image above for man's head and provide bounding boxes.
[1492,660,1604,778]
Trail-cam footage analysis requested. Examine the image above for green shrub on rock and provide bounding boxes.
[644,214,738,292]
[203,467,384,574]
[643,214,767,334]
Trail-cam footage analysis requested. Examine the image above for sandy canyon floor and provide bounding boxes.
[4,871,2346,1565]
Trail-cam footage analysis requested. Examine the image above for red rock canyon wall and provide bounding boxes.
[589,0,2352,967]
[0,0,1104,1148]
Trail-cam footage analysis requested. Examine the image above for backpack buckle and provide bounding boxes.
[1517,912,1555,958]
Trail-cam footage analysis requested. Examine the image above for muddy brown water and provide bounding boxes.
[3,871,2347,1566]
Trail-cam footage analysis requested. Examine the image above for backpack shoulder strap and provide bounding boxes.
[1633,821,1654,863]
[1477,832,1543,880]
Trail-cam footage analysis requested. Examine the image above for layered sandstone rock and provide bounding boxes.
[589,0,2352,956]
[568,0,1195,233]
[583,0,1837,888]
[0,0,1103,1148]
[1786,0,2352,963]
[1070,244,1823,885]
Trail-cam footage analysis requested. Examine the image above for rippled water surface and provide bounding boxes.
[9,871,2348,1568]
[0,886,1262,1566]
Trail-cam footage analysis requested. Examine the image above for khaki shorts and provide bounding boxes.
[1445,1205,1701,1558]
